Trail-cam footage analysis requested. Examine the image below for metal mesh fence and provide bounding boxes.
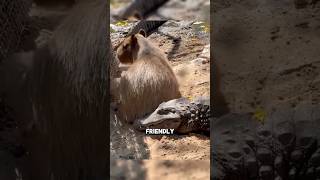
[0,0,31,61]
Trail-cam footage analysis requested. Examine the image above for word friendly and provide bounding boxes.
[145,129,175,135]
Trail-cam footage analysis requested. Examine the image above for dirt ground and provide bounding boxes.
[213,0,320,114]
[211,1,320,178]
[110,159,210,180]
[110,20,210,179]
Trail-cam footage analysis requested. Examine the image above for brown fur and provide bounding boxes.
[114,30,181,123]
[24,1,108,179]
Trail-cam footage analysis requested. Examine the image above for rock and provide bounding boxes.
[200,44,210,60]
[192,58,209,65]
[259,165,273,179]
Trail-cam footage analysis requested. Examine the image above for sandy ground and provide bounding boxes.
[110,20,210,179]
[110,159,210,180]
[145,160,210,180]
[211,1,320,178]
[213,0,320,114]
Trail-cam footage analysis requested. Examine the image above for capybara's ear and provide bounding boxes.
[138,29,146,37]
[131,34,138,47]
[130,34,135,41]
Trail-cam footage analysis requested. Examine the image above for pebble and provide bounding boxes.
[200,44,210,59]
[192,58,208,65]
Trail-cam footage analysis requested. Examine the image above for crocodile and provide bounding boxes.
[133,96,211,134]
[127,20,167,37]
[212,103,320,180]
[112,20,168,52]
[134,96,320,179]
[113,0,169,20]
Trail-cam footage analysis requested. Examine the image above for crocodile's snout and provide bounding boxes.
[134,109,181,131]
[133,97,210,134]
[133,98,189,131]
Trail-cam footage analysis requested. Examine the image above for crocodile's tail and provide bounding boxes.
[117,0,169,20]
[128,20,167,37]
[113,20,167,51]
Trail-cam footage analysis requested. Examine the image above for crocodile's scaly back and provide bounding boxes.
[177,97,210,133]
[212,103,320,180]
[128,20,167,37]
[134,96,211,134]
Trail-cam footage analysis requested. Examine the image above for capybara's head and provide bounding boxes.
[116,29,146,64]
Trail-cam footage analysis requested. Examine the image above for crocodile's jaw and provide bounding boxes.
[133,98,189,131]
[133,111,182,131]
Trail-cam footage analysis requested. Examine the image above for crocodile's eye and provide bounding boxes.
[158,108,176,115]
[157,109,166,115]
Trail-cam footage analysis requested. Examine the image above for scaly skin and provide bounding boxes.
[212,103,320,180]
[115,0,169,20]
[128,20,167,37]
[134,96,211,134]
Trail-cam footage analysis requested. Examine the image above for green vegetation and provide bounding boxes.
[192,21,210,33]
[115,20,129,27]
[110,26,116,33]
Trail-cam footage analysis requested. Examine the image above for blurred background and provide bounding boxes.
[110,0,210,23]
